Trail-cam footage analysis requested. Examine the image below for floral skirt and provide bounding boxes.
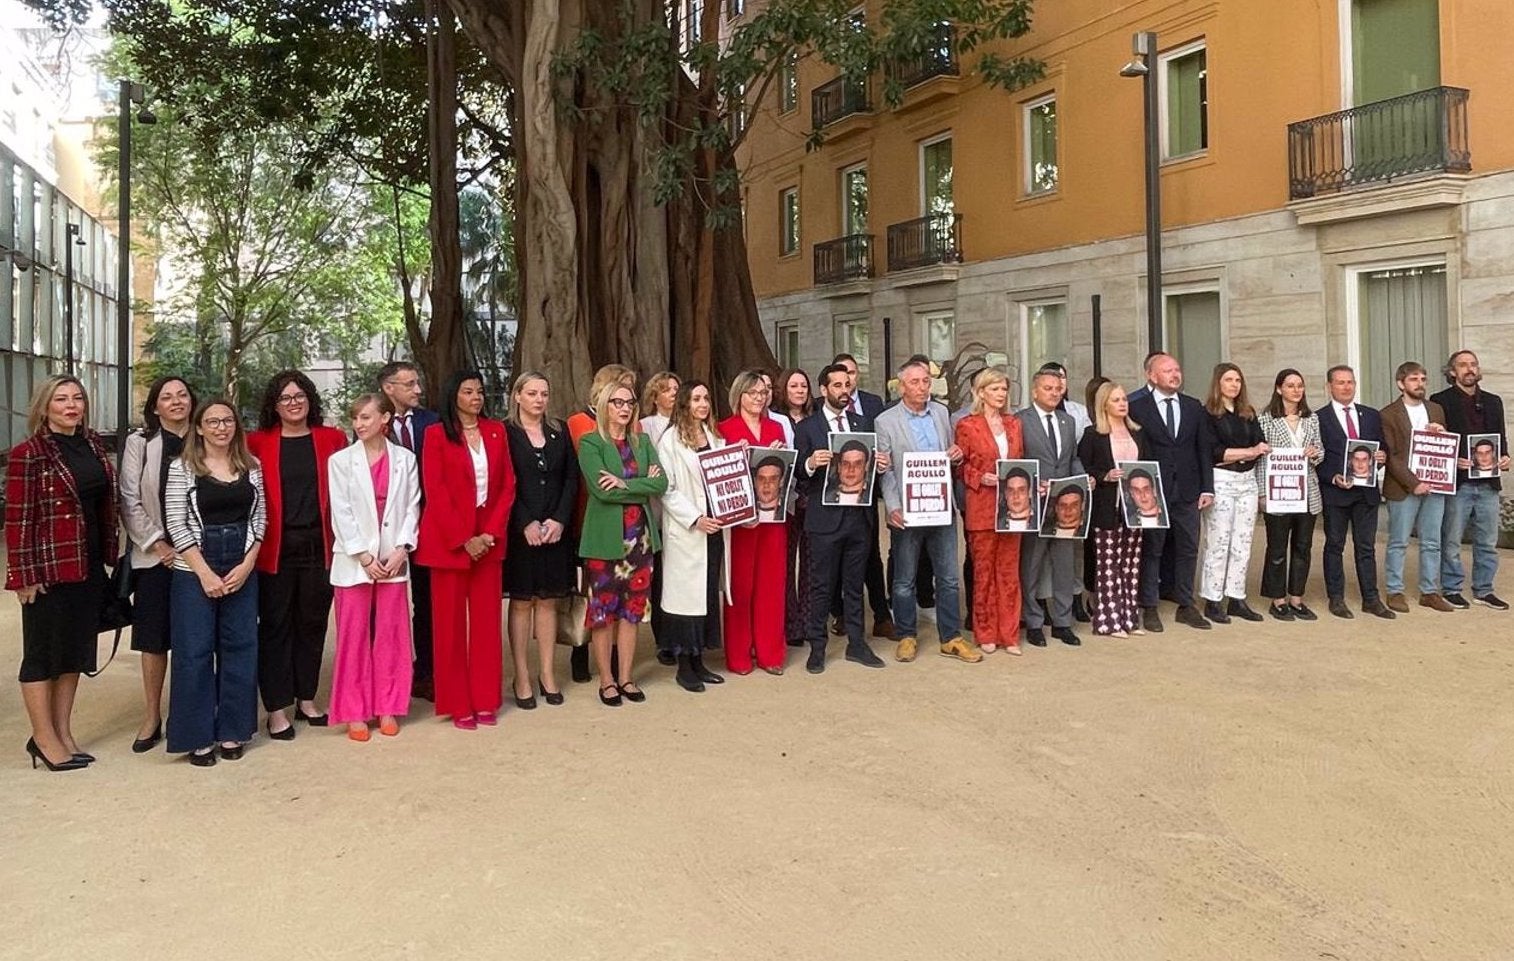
[584,506,655,629]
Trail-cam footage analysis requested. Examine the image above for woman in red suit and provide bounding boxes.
[717,369,788,675]
[246,370,349,738]
[415,370,515,728]
[954,368,1026,655]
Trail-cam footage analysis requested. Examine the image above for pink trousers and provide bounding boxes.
[330,581,414,723]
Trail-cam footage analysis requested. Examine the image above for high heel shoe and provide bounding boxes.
[295,709,329,727]
[267,719,296,741]
[513,689,538,711]
[540,681,564,706]
[71,751,96,764]
[26,738,87,772]
[132,723,163,754]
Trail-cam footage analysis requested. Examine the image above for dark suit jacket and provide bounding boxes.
[1126,391,1214,504]
[850,390,884,422]
[796,406,875,534]
[1431,385,1507,491]
[1077,426,1155,530]
[400,407,441,462]
[1317,402,1384,508]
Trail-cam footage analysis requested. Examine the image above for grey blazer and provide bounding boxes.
[119,430,172,570]
[1016,404,1084,479]
[876,400,955,515]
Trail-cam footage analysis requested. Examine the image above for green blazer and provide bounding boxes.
[577,430,669,560]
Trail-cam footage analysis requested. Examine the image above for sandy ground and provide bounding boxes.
[3,534,1514,961]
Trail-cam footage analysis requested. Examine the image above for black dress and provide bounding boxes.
[19,432,109,682]
[503,421,579,599]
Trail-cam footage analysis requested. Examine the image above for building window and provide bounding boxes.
[840,163,868,236]
[776,321,800,368]
[1160,41,1208,159]
[920,311,955,372]
[1024,94,1058,195]
[1351,262,1447,408]
[1163,289,1223,388]
[837,319,870,381]
[779,186,800,256]
[779,52,798,114]
[1020,300,1069,405]
[919,135,953,215]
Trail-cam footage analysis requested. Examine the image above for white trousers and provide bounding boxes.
[1200,468,1258,602]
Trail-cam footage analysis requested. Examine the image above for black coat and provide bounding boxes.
[795,406,876,535]
[1126,391,1215,504]
[1078,426,1155,531]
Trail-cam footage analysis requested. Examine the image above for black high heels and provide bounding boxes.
[71,750,96,763]
[295,709,329,727]
[189,747,217,767]
[513,689,538,711]
[267,719,296,741]
[26,738,88,772]
[540,681,564,706]
[132,723,163,754]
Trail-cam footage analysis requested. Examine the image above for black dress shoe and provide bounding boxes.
[845,643,885,668]
[570,646,592,683]
[220,743,244,761]
[1175,605,1211,630]
[540,681,564,706]
[1142,607,1165,633]
[805,646,827,674]
[132,724,163,754]
[1072,595,1091,623]
[26,738,87,772]
[1289,603,1317,621]
[1052,627,1081,647]
[513,691,538,710]
[1024,627,1048,647]
[676,669,705,693]
[296,709,329,727]
[1328,598,1354,619]
[1363,599,1396,619]
[618,682,647,703]
[267,719,296,741]
[1203,601,1231,625]
[690,654,724,684]
[1227,599,1265,622]
[189,748,218,768]
[655,649,677,667]
[1268,602,1295,621]
[1443,592,1471,609]
[598,685,623,707]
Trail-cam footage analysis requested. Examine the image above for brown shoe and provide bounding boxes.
[872,618,896,640]
[1419,593,1455,612]
[1386,593,1411,614]
[938,636,983,663]
[894,636,918,662]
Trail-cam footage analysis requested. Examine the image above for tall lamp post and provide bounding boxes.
[1121,31,1163,354]
[117,80,155,449]
[63,221,83,374]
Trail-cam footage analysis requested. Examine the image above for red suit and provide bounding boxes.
[414,419,515,718]
[955,413,1025,648]
[717,415,788,673]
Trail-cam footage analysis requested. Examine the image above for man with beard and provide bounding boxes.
[1381,361,1452,613]
[1432,350,1512,609]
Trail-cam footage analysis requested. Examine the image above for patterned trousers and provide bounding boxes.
[1091,528,1143,634]
[1200,469,1258,602]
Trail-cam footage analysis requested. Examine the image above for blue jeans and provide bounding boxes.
[166,523,259,753]
[888,522,962,642]
[1384,494,1445,595]
[1441,483,1501,596]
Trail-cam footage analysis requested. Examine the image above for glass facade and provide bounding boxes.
[0,143,121,450]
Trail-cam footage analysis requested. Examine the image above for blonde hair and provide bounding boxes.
[968,369,1009,417]
[181,400,257,477]
[594,381,639,442]
[589,364,637,411]
[27,375,89,435]
[349,392,395,420]
[1092,382,1140,435]
[640,371,679,417]
[727,368,767,416]
[508,369,559,430]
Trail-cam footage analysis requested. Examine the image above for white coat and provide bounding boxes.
[656,423,733,616]
[326,439,421,588]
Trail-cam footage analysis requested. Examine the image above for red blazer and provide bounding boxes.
[246,425,349,574]
[414,418,515,570]
[955,412,1024,532]
[4,429,118,590]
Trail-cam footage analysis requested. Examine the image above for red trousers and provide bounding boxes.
[968,531,1022,647]
[724,522,786,672]
[429,563,502,718]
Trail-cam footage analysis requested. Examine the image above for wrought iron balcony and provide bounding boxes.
[887,24,958,90]
[887,213,962,272]
[811,75,871,128]
[814,233,873,285]
[1287,86,1471,200]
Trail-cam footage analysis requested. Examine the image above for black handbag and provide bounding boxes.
[85,557,134,678]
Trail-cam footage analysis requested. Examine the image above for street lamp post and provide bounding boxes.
[63,221,83,374]
[116,80,155,449]
[1121,31,1163,355]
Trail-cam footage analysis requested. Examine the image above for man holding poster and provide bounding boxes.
[1381,361,1453,613]
[876,358,975,664]
[1432,349,1511,610]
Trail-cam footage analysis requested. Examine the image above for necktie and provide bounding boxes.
[399,415,414,450]
[1164,398,1177,437]
[1045,412,1058,460]
[833,412,846,434]
[1344,406,1359,440]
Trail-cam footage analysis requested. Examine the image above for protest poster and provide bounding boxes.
[994,459,1040,533]
[1040,475,1093,540]
[1117,460,1171,528]
[1467,432,1502,480]
[822,432,877,507]
[1262,448,1309,515]
[1344,440,1380,488]
[900,452,954,527]
[1408,429,1459,495]
[749,448,796,523]
[697,445,757,526]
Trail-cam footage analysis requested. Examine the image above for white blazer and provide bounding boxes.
[326,439,421,587]
[656,424,733,616]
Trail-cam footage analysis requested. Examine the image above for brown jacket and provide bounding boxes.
[1380,397,1446,501]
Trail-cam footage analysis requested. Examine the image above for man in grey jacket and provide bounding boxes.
[1017,369,1085,647]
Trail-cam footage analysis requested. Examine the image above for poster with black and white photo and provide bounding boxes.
[822,432,877,507]
[1344,440,1380,488]
[749,448,796,523]
[1039,475,1093,540]
[1467,433,1503,480]
[994,459,1041,533]
[1408,429,1459,495]
[1117,460,1170,528]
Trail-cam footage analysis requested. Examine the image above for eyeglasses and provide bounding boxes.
[607,398,636,409]
[277,393,308,406]
[203,417,237,429]
[744,388,772,398]
[388,378,419,390]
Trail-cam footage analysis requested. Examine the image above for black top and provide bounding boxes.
[1209,410,1265,472]
[1077,426,1154,530]
[196,474,255,525]
[53,431,108,562]
[505,421,579,531]
[1431,385,1507,491]
[158,431,185,516]
[279,434,320,530]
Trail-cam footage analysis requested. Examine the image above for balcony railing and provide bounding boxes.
[1287,86,1471,200]
[887,25,958,90]
[814,233,873,285]
[887,213,962,272]
[811,76,871,128]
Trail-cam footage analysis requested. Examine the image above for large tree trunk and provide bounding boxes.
[422,0,470,397]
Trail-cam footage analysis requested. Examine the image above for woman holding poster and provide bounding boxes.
[1256,369,1324,620]
[655,382,732,692]
[1076,382,1150,637]
[719,370,789,675]
[953,368,1026,654]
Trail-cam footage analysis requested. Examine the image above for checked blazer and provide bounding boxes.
[4,429,118,590]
